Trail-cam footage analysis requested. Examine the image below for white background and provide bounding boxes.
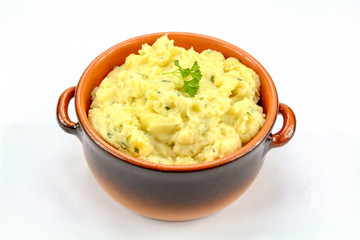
[1,0,359,239]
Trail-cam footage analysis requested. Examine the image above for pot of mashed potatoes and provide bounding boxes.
[88,35,266,165]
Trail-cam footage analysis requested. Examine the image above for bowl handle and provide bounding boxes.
[270,103,296,148]
[56,86,79,136]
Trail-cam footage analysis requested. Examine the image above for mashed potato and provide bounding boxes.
[88,35,266,165]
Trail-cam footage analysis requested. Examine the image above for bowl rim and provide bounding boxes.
[75,32,278,172]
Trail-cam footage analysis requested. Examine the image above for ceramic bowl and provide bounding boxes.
[56,32,296,221]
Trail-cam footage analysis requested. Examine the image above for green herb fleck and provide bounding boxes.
[237,77,243,81]
[105,114,110,118]
[247,106,255,115]
[121,141,128,149]
[138,73,148,79]
[165,106,170,110]
[210,74,214,82]
[202,125,208,134]
[157,91,161,94]
[162,60,202,97]
[134,147,139,153]
[161,80,171,82]
[107,132,112,138]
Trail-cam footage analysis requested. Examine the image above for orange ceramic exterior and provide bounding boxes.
[271,103,296,147]
[57,32,296,221]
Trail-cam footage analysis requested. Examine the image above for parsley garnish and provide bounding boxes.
[162,60,202,97]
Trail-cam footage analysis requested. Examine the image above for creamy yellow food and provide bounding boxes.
[88,35,266,165]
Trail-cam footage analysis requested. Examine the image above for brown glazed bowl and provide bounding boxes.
[57,32,296,221]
